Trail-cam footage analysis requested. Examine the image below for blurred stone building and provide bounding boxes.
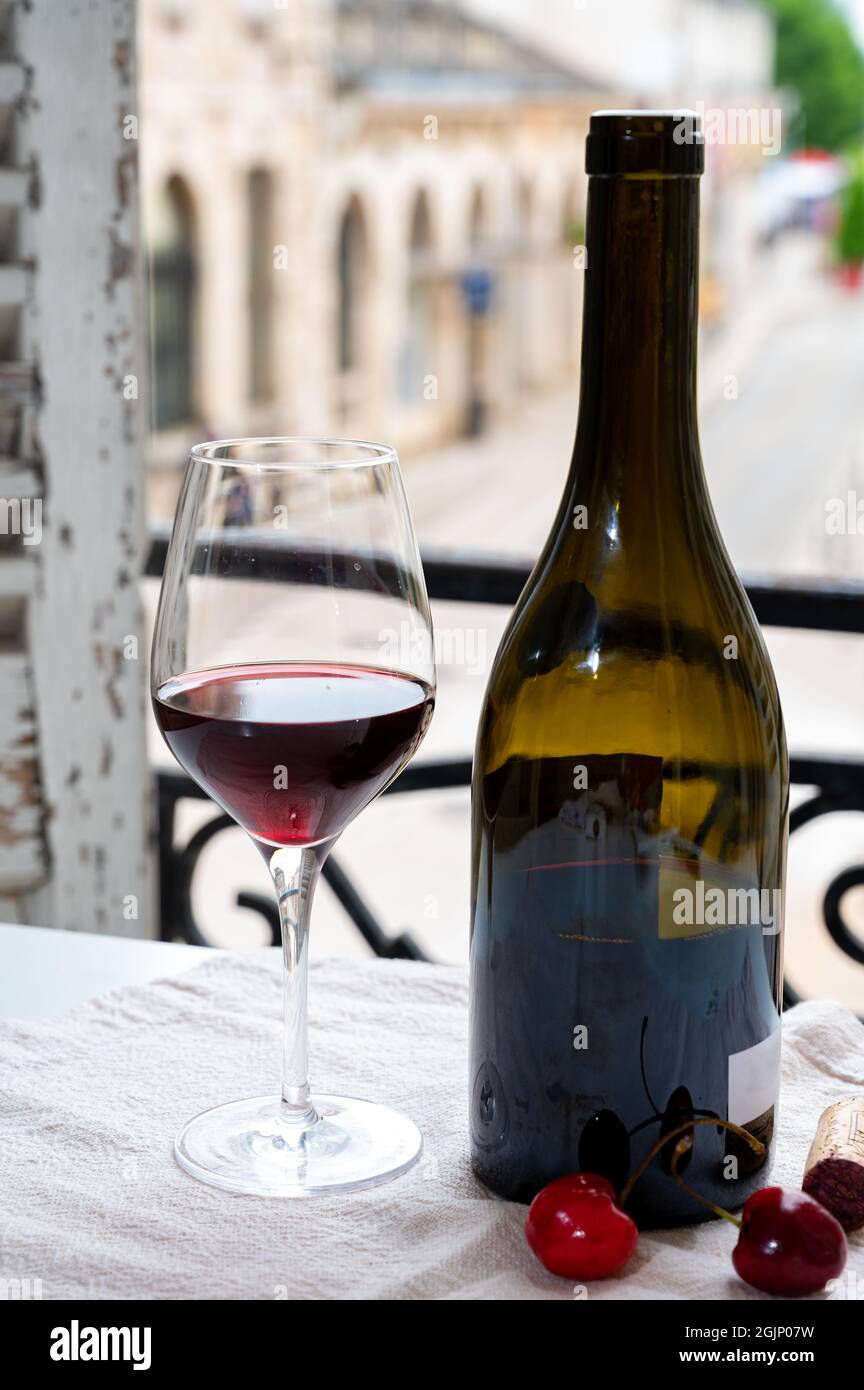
[141,0,777,508]
[140,0,605,502]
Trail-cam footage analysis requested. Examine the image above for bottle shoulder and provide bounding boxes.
[480,549,786,777]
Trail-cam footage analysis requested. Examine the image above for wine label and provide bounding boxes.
[728,1027,781,1128]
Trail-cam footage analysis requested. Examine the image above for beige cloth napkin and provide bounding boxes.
[0,950,861,1301]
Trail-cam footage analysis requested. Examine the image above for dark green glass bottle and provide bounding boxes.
[469,112,788,1227]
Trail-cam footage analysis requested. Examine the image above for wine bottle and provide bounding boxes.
[469,112,788,1227]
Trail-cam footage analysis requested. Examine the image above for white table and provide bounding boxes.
[1,922,862,1306]
[0,923,210,1020]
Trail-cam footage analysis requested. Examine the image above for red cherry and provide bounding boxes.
[732,1186,847,1296]
[525,1172,638,1280]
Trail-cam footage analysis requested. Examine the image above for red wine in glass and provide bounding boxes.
[153,661,434,848]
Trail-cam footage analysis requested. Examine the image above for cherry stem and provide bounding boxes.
[627,1106,720,1141]
[618,1116,765,1211]
[669,1137,742,1229]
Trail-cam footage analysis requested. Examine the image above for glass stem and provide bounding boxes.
[269,844,324,1131]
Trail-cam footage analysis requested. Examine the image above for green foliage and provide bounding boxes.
[764,0,864,151]
[563,218,586,249]
[837,156,864,263]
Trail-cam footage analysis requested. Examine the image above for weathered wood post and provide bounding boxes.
[1,0,152,934]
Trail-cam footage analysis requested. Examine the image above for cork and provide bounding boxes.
[802,1097,864,1232]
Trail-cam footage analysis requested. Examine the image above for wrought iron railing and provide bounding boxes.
[146,528,864,1005]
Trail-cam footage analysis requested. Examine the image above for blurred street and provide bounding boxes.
[406,232,864,579]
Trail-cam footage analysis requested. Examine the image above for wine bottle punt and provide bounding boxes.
[469,112,788,1227]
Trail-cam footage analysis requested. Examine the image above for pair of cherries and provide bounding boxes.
[526,1171,847,1296]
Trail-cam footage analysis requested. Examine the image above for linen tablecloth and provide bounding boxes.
[0,950,862,1300]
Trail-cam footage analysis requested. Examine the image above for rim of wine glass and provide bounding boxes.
[189,436,399,472]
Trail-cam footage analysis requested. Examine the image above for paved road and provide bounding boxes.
[700,244,864,582]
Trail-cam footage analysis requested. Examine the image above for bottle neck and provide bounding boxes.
[568,173,702,511]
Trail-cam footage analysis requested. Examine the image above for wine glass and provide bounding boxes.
[151,438,435,1195]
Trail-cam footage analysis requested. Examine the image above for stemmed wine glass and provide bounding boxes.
[151,439,435,1195]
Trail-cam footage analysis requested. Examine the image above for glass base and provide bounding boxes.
[174,1093,423,1196]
